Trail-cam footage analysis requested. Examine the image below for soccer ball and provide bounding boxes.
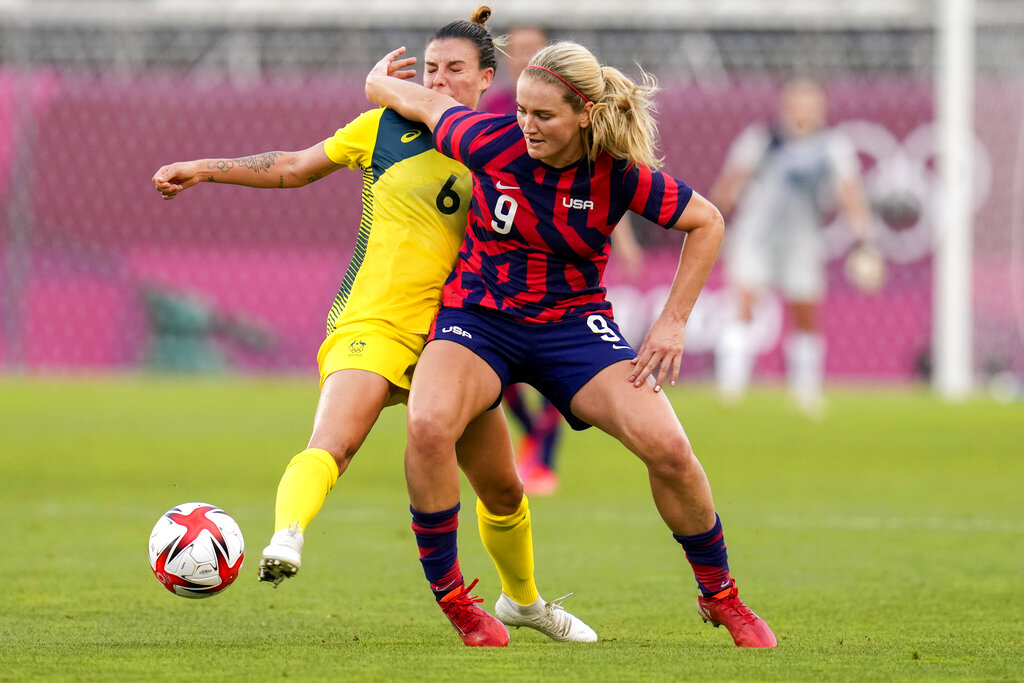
[148,502,245,599]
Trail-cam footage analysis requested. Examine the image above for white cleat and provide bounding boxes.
[495,592,597,642]
[258,526,304,587]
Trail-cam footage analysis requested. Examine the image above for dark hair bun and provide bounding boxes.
[471,5,492,26]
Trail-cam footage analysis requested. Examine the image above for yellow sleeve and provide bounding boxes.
[323,108,384,170]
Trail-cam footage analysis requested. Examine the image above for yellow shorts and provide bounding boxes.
[316,322,427,397]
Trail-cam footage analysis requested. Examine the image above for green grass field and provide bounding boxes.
[1,376,1021,681]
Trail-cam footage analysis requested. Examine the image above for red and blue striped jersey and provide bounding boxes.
[435,105,693,323]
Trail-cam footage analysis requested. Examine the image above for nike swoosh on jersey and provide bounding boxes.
[495,180,519,190]
[612,344,631,350]
[401,130,423,143]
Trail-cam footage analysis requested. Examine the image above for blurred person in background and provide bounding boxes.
[152,7,595,647]
[366,34,777,647]
[486,24,646,496]
[481,24,548,115]
[709,77,873,418]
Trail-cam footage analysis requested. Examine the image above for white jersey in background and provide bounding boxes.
[725,123,860,300]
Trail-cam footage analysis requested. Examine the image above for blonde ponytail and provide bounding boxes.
[589,65,661,169]
[525,42,662,169]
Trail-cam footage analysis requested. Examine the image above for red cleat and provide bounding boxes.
[519,459,559,497]
[516,438,559,496]
[438,579,510,647]
[697,583,777,648]
[515,435,539,466]
[523,465,559,496]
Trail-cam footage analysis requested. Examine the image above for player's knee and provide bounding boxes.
[406,406,462,455]
[649,452,700,485]
[478,479,524,516]
[641,434,699,482]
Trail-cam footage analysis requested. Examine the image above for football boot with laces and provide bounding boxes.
[438,579,510,647]
[697,582,777,648]
[496,592,597,642]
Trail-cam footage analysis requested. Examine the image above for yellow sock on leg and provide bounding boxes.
[274,448,340,533]
[477,496,539,605]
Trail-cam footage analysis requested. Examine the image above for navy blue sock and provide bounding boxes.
[673,514,733,597]
[536,400,562,469]
[504,386,534,433]
[411,503,463,600]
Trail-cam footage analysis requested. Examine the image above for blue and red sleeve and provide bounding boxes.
[626,164,694,229]
[435,106,518,170]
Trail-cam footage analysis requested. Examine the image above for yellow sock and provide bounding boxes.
[476,496,538,605]
[274,448,340,533]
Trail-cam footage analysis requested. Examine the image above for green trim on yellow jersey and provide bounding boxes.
[321,108,471,337]
[327,167,375,335]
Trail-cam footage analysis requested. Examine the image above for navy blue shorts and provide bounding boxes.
[428,306,638,430]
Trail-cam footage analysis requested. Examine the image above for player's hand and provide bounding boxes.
[152,162,200,200]
[844,241,886,293]
[628,313,686,392]
[370,46,418,82]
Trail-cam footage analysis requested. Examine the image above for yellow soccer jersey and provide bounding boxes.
[322,108,472,336]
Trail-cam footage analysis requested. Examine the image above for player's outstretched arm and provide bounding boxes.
[365,46,458,132]
[152,143,340,200]
[706,163,752,218]
[629,192,724,391]
[838,176,874,243]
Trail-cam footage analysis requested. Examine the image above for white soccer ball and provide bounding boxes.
[148,502,245,599]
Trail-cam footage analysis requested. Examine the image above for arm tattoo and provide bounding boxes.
[206,159,235,174]
[306,170,326,184]
[233,151,283,174]
[278,176,285,188]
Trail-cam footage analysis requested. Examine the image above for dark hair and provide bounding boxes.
[429,5,498,71]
